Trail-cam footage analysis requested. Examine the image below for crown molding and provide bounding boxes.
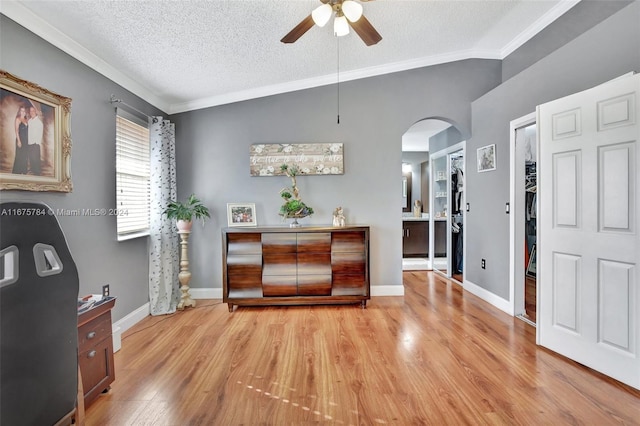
[1,0,170,114]
[2,0,576,115]
[500,0,581,58]
[169,49,501,114]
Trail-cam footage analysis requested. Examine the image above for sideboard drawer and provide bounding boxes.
[297,274,332,296]
[227,233,262,255]
[78,312,111,353]
[263,275,298,296]
[297,232,331,252]
[78,336,114,405]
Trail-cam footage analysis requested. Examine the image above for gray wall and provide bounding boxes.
[171,60,502,291]
[0,16,163,322]
[466,1,640,299]
[501,0,633,82]
[2,0,636,322]
[429,126,465,154]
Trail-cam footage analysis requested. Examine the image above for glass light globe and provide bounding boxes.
[334,15,350,37]
[312,4,333,27]
[342,0,363,22]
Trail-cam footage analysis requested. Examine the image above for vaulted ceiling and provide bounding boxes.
[3,1,577,113]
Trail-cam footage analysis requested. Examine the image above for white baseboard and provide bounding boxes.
[190,287,223,299]
[371,285,405,296]
[464,279,512,315]
[402,264,432,271]
[112,302,150,352]
[112,325,122,352]
[402,258,432,271]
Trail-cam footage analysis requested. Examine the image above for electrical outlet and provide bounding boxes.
[481,259,486,269]
[102,284,110,297]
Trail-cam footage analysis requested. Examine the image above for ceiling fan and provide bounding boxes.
[281,0,382,46]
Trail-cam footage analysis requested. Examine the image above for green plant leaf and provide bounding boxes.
[163,193,210,222]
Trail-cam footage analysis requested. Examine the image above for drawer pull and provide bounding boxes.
[86,331,96,339]
[87,350,96,359]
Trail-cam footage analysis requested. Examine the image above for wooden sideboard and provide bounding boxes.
[77,297,116,408]
[222,226,370,311]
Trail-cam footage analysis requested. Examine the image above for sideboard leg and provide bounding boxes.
[361,300,367,309]
[228,303,234,313]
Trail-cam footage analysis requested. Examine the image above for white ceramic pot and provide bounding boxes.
[176,219,193,232]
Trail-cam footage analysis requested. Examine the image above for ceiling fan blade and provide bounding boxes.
[349,15,382,46]
[281,15,315,44]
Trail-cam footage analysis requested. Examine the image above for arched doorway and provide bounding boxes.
[401,118,465,275]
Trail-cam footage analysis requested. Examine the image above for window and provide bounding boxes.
[115,108,150,240]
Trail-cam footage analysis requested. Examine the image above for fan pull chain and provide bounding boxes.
[337,36,340,124]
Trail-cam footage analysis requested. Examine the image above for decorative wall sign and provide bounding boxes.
[250,143,343,176]
[0,70,72,192]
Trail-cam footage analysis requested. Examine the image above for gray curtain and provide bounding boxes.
[148,117,179,315]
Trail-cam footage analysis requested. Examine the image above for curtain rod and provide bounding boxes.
[109,94,157,122]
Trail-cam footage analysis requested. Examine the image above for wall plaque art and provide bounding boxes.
[250,143,343,176]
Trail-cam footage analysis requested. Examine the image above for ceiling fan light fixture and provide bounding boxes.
[312,4,333,27]
[342,0,363,22]
[334,15,350,37]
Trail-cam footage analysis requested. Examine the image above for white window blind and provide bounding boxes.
[116,108,150,240]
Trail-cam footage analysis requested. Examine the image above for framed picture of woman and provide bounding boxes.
[0,70,72,192]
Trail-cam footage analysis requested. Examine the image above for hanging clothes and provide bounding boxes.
[456,168,464,213]
[451,169,459,213]
[455,223,463,273]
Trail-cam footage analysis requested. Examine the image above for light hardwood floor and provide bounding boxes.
[85,272,640,425]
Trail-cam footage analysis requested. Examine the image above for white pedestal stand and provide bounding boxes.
[177,230,196,310]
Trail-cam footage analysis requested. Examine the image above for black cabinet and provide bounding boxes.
[402,220,428,257]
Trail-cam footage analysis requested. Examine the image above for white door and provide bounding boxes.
[538,73,640,389]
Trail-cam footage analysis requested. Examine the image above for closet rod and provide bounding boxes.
[109,94,157,122]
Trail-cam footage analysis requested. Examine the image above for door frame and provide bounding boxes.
[429,140,466,282]
[509,112,536,318]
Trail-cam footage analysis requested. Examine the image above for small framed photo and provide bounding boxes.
[477,144,496,173]
[227,203,257,227]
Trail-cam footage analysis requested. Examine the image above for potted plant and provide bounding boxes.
[279,164,314,227]
[163,193,210,232]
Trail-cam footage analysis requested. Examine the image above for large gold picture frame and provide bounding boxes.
[0,70,72,192]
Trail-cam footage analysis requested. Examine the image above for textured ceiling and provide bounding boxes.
[3,0,577,114]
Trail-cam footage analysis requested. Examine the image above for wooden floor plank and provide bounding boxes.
[86,271,640,425]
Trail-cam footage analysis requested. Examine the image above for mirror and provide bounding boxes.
[402,171,412,212]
